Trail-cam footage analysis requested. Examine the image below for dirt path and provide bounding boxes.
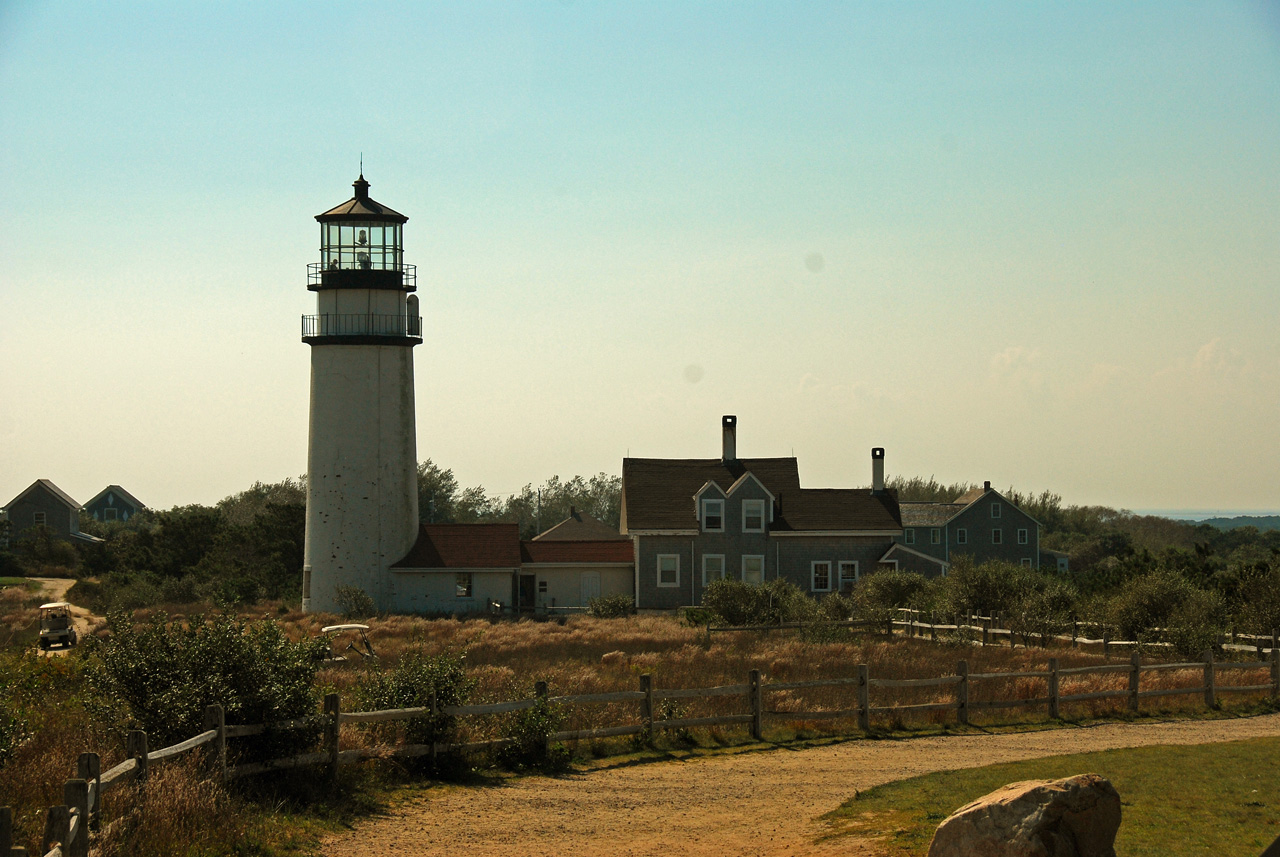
[322,713,1280,857]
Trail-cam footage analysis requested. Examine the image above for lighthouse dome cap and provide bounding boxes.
[316,174,408,224]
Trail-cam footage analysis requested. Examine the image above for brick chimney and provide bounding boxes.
[872,447,885,493]
[722,415,737,463]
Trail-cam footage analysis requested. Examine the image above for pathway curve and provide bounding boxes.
[322,712,1280,857]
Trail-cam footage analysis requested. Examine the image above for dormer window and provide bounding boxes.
[702,499,724,532]
[742,499,766,533]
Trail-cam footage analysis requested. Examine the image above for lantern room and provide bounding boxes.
[309,174,415,292]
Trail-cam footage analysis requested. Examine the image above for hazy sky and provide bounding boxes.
[2,2,1278,514]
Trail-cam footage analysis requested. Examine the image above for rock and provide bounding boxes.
[926,773,1121,857]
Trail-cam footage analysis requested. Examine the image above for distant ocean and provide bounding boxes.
[1131,509,1280,522]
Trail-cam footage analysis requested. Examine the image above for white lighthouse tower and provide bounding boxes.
[302,174,421,614]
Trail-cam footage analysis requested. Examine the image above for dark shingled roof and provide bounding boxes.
[4,479,80,512]
[899,502,964,527]
[316,175,408,223]
[532,508,623,541]
[520,540,634,564]
[621,458,901,533]
[393,524,521,569]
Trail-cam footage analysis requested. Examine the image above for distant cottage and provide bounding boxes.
[83,485,146,523]
[1,479,101,545]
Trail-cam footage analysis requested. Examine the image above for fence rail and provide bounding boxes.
[5,644,1278,856]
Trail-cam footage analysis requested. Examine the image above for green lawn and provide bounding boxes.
[0,577,33,588]
[823,737,1280,856]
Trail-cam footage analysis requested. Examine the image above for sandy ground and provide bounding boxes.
[322,713,1280,857]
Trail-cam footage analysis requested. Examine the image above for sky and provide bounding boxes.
[1,1,1278,515]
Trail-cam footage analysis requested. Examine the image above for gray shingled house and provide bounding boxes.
[620,416,903,610]
[82,485,146,523]
[891,481,1059,575]
[2,479,101,545]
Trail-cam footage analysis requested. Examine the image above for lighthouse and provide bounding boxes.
[302,174,421,614]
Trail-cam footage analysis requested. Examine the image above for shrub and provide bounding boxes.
[497,695,568,771]
[701,579,816,626]
[853,569,932,619]
[587,594,634,618]
[1107,569,1227,657]
[357,650,473,746]
[334,585,376,619]
[85,612,327,752]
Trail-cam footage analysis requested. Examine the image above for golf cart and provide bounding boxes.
[321,623,376,663]
[38,602,77,650]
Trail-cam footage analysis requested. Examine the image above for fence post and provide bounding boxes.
[956,660,969,726]
[930,613,937,643]
[1271,648,1279,701]
[1048,657,1059,719]
[885,617,893,639]
[1203,650,1216,709]
[1272,628,1278,655]
[748,669,763,741]
[42,806,69,857]
[126,729,149,782]
[1129,651,1141,713]
[982,619,989,648]
[1102,630,1110,660]
[1072,620,1079,649]
[1,806,12,854]
[203,704,226,782]
[857,664,870,731]
[76,753,99,832]
[324,693,341,787]
[637,674,653,740]
[63,779,87,857]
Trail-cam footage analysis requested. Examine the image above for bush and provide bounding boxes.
[334,585,376,619]
[1107,569,1227,657]
[852,569,932,619]
[498,695,568,771]
[587,594,634,618]
[85,612,327,752]
[357,650,473,746]
[701,579,816,626]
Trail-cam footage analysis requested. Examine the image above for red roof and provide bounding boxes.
[520,540,634,564]
[392,524,522,569]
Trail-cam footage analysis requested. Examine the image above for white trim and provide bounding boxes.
[701,498,725,532]
[521,562,633,569]
[810,560,832,592]
[702,554,726,586]
[657,554,680,588]
[838,560,860,591]
[956,527,968,545]
[992,528,1003,545]
[991,502,1001,518]
[392,566,519,574]
[1020,557,1033,567]
[742,554,764,585]
[930,528,941,545]
[1017,528,1029,545]
[741,499,766,533]
[33,512,47,526]
[904,528,915,545]
[724,472,777,521]
[628,529,699,537]
[769,530,903,538]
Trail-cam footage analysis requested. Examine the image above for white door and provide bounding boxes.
[579,571,602,605]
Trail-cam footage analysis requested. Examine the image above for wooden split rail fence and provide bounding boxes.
[5,649,1279,856]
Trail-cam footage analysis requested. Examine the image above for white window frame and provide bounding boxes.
[741,499,766,533]
[742,555,764,585]
[1021,558,1033,567]
[702,554,726,586]
[811,561,832,592]
[657,554,680,588]
[103,507,118,521]
[33,512,47,526]
[702,499,725,532]
[992,529,1003,545]
[1017,528,1029,545]
[956,528,968,545]
[455,572,473,598]
[838,561,859,591]
[930,528,941,545]
[537,579,549,595]
[904,528,915,545]
[991,502,1001,518]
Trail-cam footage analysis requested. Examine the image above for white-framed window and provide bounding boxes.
[992,529,1003,545]
[33,512,47,526]
[1020,558,1033,567]
[702,554,726,586]
[838,561,859,591]
[1017,528,1029,545]
[930,528,941,545]
[657,554,680,588]
[741,499,766,533]
[811,561,832,592]
[702,499,724,532]
[742,555,764,585]
[456,573,473,598]
[104,507,118,521]
[956,528,968,545]
[904,528,915,545]
[991,502,1001,518]
[538,580,548,594]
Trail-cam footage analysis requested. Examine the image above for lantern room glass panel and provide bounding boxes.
[320,222,403,271]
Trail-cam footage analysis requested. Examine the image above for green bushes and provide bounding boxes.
[587,594,634,618]
[852,569,935,619]
[85,612,327,751]
[334,585,376,619]
[701,578,817,626]
[497,695,568,771]
[356,650,473,745]
[1106,569,1226,657]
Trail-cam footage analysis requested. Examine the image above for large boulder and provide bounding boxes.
[927,773,1121,857]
